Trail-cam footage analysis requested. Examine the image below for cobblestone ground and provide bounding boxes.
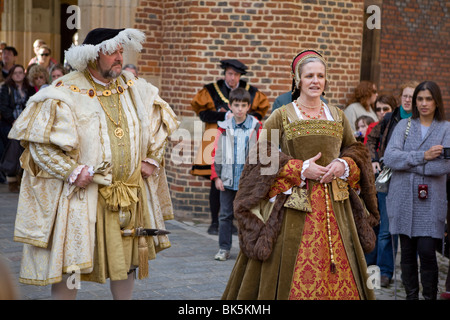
[0,183,448,300]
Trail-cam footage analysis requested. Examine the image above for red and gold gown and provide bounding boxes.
[222,102,377,300]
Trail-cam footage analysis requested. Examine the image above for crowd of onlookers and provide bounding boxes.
[344,80,449,300]
[0,39,70,192]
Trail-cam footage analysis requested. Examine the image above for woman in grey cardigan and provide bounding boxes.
[384,81,450,300]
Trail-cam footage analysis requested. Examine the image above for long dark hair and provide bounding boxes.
[411,81,445,121]
[4,64,34,92]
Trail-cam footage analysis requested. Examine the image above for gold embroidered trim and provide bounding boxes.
[284,119,344,140]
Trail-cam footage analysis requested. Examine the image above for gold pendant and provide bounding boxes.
[114,127,124,139]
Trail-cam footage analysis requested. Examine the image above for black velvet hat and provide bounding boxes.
[220,59,248,75]
[82,28,126,46]
[65,28,145,71]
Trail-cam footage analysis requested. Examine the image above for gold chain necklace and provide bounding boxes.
[297,98,321,109]
[87,73,125,139]
[213,82,251,104]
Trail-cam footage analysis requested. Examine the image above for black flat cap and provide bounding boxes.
[220,59,248,75]
[83,28,125,46]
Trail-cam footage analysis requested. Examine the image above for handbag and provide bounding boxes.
[0,139,22,176]
[375,167,392,193]
[375,118,411,193]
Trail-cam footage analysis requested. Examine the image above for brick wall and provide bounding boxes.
[135,0,367,222]
[379,0,450,118]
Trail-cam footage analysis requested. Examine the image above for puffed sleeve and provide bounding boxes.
[8,99,79,151]
[250,90,270,120]
[191,87,215,116]
[8,98,81,179]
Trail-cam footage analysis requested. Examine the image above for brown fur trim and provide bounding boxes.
[340,142,379,253]
[348,188,377,253]
[340,142,379,226]
[234,142,292,261]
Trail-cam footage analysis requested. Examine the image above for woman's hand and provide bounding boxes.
[321,160,345,184]
[424,145,443,161]
[303,153,328,181]
[372,161,381,174]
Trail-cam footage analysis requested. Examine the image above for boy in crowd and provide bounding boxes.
[211,88,262,261]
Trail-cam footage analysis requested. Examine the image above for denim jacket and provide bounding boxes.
[211,115,262,190]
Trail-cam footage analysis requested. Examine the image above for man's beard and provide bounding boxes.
[99,63,122,80]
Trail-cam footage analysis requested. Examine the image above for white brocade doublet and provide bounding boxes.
[9,70,179,285]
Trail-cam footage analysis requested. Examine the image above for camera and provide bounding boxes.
[444,147,450,159]
[418,184,428,200]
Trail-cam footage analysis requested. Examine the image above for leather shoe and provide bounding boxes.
[380,275,390,288]
[207,223,218,235]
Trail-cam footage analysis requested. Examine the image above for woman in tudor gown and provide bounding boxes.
[222,49,379,300]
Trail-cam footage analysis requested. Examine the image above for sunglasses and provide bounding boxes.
[376,106,391,112]
[40,53,50,57]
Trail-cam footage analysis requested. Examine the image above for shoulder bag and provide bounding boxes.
[375,118,411,193]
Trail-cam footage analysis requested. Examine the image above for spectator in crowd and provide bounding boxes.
[364,94,397,146]
[28,39,57,67]
[344,80,378,131]
[49,63,68,82]
[35,45,56,73]
[384,80,450,300]
[0,64,35,192]
[123,63,139,77]
[1,46,18,81]
[27,64,49,92]
[354,115,374,143]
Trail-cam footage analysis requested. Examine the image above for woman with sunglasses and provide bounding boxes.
[36,45,55,73]
[365,82,419,289]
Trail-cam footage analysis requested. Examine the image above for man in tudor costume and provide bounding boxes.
[191,59,270,235]
[9,28,179,299]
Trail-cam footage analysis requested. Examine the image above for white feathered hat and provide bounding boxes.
[65,28,145,71]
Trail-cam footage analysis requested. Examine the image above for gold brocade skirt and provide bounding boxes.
[288,183,359,300]
[81,170,157,283]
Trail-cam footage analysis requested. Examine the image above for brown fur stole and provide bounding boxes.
[233,142,292,261]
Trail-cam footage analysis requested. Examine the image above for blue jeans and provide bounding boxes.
[218,188,237,251]
[365,192,398,278]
